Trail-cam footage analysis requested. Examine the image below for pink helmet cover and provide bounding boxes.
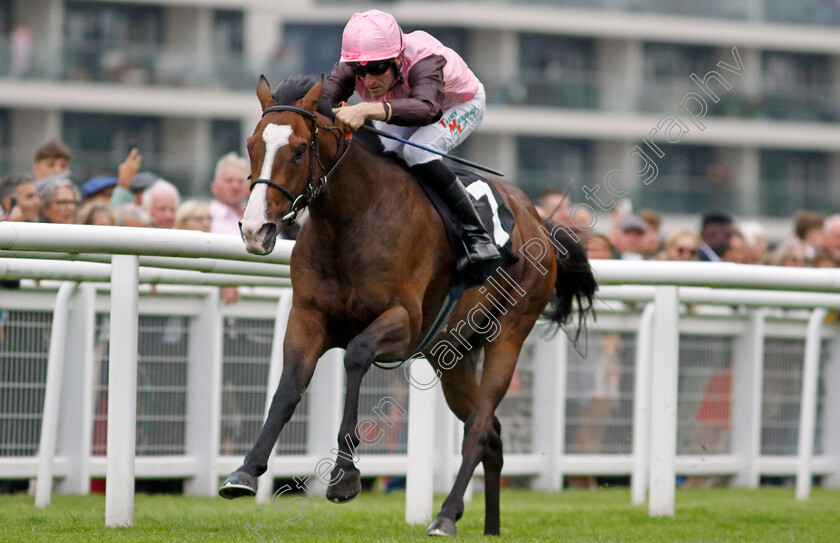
[340,10,404,63]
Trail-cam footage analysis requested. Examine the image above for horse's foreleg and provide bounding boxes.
[219,309,328,499]
[326,304,411,503]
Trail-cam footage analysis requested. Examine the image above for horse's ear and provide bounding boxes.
[257,75,276,111]
[299,75,325,113]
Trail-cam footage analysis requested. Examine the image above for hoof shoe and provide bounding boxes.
[426,516,457,536]
[218,471,257,499]
[326,471,361,503]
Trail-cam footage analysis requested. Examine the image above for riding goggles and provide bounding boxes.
[348,60,395,78]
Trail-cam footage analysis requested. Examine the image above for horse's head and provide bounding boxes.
[240,76,325,255]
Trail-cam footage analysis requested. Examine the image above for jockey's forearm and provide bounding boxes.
[361,101,388,121]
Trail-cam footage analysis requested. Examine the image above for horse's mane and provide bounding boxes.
[271,74,385,154]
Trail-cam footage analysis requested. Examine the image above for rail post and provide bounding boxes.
[105,255,139,527]
[648,286,679,516]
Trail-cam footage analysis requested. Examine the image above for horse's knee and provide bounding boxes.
[403,146,432,168]
[267,381,303,418]
[344,336,376,372]
[463,417,503,468]
[492,415,502,436]
[461,417,494,456]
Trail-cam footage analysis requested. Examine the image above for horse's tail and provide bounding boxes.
[542,222,597,345]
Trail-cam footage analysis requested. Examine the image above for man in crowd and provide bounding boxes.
[820,214,840,262]
[141,179,180,229]
[536,188,572,225]
[637,209,662,259]
[792,211,823,263]
[611,214,647,260]
[698,212,734,262]
[0,175,41,222]
[210,153,250,236]
[32,140,72,181]
[80,176,118,205]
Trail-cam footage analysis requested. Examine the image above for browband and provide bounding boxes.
[261,104,317,121]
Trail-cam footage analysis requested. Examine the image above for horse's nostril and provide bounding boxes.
[259,223,277,247]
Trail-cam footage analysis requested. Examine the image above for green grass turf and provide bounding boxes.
[1,487,838,542]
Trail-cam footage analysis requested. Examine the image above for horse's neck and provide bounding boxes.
[308,145,402,236]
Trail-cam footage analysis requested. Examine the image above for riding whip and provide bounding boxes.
[359,124,505,177]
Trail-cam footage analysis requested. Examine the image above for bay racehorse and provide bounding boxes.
[220,74,596,536]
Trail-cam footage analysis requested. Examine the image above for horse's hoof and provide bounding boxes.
[325,469,361,503]
[218,471,257,499]
[426,516,457,537]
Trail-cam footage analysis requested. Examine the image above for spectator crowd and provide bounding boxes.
[3,139,837,282]
[534,188,837,270]
[3,139,838,279]
[0,140,255,235]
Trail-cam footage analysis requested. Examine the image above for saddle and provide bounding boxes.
[414,167,519,289]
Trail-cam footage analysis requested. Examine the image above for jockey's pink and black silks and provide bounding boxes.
[375,84,486,166]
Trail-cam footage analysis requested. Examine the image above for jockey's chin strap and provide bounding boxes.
[250,104,352,225]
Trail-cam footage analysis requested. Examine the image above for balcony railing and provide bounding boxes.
[0,40,282,91]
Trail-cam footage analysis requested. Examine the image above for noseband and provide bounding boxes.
[250,104,352,224]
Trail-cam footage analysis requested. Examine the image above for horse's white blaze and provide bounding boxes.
[241,123,293,239]
[259,124,293,181]
[241,183,268,233]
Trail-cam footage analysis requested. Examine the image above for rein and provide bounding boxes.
[250,104,352,224]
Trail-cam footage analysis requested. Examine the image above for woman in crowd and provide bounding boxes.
[174,199,213,232]
[37,177,79,224]
[660,229,701,261]
[77,202,114,226]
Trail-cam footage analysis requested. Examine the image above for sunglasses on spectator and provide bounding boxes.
[348,60,395,78]
[676,246,699,257]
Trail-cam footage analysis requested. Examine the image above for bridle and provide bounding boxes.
[250,104,352,224]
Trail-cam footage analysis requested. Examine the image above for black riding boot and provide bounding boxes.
[410,161,501,267]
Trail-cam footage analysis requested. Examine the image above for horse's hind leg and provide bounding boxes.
[482,416,504,536]
[428,323,531,537]
[219,309,328,498]
[326,305,412,503]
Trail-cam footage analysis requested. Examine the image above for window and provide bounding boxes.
[516,137,593,201]
[761,52,834,122]
[641,43,718,114]
[759,150,832,217]
[212,10,248,89]
[283,24,343,76]
[518,34,596,108]
[639,145,730,215]
[0,0,10,34]
[0,109,9,174]
[643,43,716,79]
[64,1,163,82]
[213,10,243,57]
[765,0,840,26]
[62,112,162,183]
[210,120,244,165]
[0,0,10,76]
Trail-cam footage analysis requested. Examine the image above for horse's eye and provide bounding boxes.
[293,145,306,161]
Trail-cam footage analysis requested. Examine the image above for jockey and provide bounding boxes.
[324,9,501,267]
